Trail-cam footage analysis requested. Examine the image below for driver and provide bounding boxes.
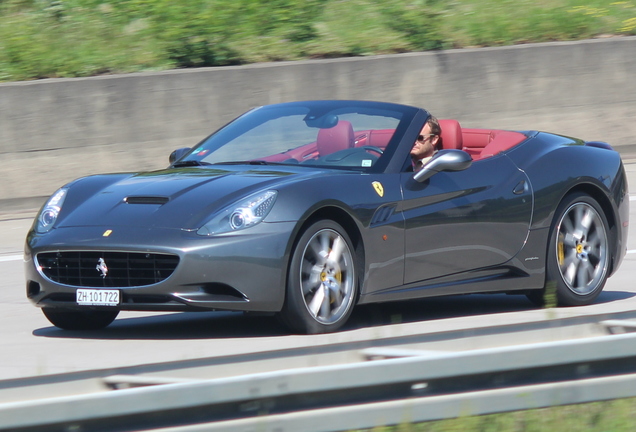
[411,115,442,171]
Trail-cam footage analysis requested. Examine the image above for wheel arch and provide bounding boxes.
[559,183,620,275]
[285,205,366,301]
[278,206,365,333]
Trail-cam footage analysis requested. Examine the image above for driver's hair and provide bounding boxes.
[427,115,443,151]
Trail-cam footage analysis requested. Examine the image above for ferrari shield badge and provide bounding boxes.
[372,181,384,197]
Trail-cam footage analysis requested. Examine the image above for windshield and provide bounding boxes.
[176,101,416,171]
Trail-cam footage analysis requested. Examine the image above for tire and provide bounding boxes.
[42,308,119,330]
[279,220,358,334]
[542,192,611,306]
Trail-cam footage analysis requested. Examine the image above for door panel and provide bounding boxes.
[402,154,532,285]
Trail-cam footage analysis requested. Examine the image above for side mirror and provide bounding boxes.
[169,147,191,164]
[413,149,472,183]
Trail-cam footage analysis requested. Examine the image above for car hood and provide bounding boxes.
[57,166,323,230]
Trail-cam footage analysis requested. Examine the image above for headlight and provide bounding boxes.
[35,188,68,233]
[197,190,277,236]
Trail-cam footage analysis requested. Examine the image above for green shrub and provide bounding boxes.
[1,0,636,82]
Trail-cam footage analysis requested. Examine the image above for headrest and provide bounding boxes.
[317,121,354,156]
[438,119,463,150]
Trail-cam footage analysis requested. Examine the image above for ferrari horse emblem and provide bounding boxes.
[96,258,108,278]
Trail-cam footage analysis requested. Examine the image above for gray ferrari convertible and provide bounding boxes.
[25,100,629,333]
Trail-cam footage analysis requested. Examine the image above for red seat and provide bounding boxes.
[367,129,394,148]
[478,131,527,159]
[462,128,495,156]
[316,121,354,156]
[438,119,463,150]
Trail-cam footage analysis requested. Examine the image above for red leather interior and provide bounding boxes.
[462,128,495,157]
[260,120,527,163]
[440,121,527,160]
[316,121,354,156]
[368,129,394,148]
[438,119,463,150]
[353,129,394,148]
[477,131,527,159]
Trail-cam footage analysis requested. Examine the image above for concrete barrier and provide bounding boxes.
[1,36,636,208]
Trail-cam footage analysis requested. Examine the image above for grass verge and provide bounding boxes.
[355,397,636,432]
[1,0,636,82]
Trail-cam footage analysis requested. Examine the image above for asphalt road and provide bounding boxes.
[1,165,635,382]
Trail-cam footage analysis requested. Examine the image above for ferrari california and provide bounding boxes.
[25,100,629,334]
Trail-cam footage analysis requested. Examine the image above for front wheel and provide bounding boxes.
[279,220,358,334]
[42,308,119,330]
[544,192,611,306]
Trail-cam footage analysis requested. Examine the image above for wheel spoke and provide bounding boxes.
[308,285,326,316]
[318,232,331,259]
[563,256,578,285]
[302,263,323,295]
[562,232,577,248]
[562,216,576,241]
[576,260,592,288]
[578,207,594,237]
[330,283,343,305]
[328,236,345,264]
[319,285,331,318]
[572,205,584,233]
[308,238,327,264]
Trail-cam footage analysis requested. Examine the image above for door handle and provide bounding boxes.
[513,180,527,195]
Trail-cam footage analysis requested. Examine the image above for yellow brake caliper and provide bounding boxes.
[320,248,342,304]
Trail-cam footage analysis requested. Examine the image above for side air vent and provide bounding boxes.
[124,196,170,205]
[371,204,397,226]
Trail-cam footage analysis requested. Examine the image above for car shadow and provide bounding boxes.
[32,290,635,340]
[33,310,290,340]
[348,289,636,328]
[348,293,536,329]
[594,289,635,304]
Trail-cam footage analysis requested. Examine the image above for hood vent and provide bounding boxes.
[124,196,170,205]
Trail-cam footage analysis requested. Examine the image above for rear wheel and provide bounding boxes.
[42,308,119,330]
[279,220,358,334]
[531,192,611,306]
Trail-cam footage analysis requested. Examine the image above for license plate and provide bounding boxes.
[76,289,120,306]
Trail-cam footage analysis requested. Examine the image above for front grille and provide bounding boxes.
[37,251,180,287]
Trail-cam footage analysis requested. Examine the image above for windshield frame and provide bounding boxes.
[173,100,424,174]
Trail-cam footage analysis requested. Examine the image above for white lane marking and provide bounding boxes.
[628,250,636,255]
[0,255,23,262]
[630,195,636,201]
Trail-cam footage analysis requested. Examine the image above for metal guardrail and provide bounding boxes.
[2,321,636,432]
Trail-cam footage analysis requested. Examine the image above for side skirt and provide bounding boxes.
[359,266,545,305]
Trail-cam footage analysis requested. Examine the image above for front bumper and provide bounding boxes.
[25,221,296,313]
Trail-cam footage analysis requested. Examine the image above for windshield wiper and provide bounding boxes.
[212,160,273,165]
[172,160,211,167]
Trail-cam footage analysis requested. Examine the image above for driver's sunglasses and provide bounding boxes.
[417,134,436,142]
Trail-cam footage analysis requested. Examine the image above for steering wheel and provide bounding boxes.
[361,146,384,156]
